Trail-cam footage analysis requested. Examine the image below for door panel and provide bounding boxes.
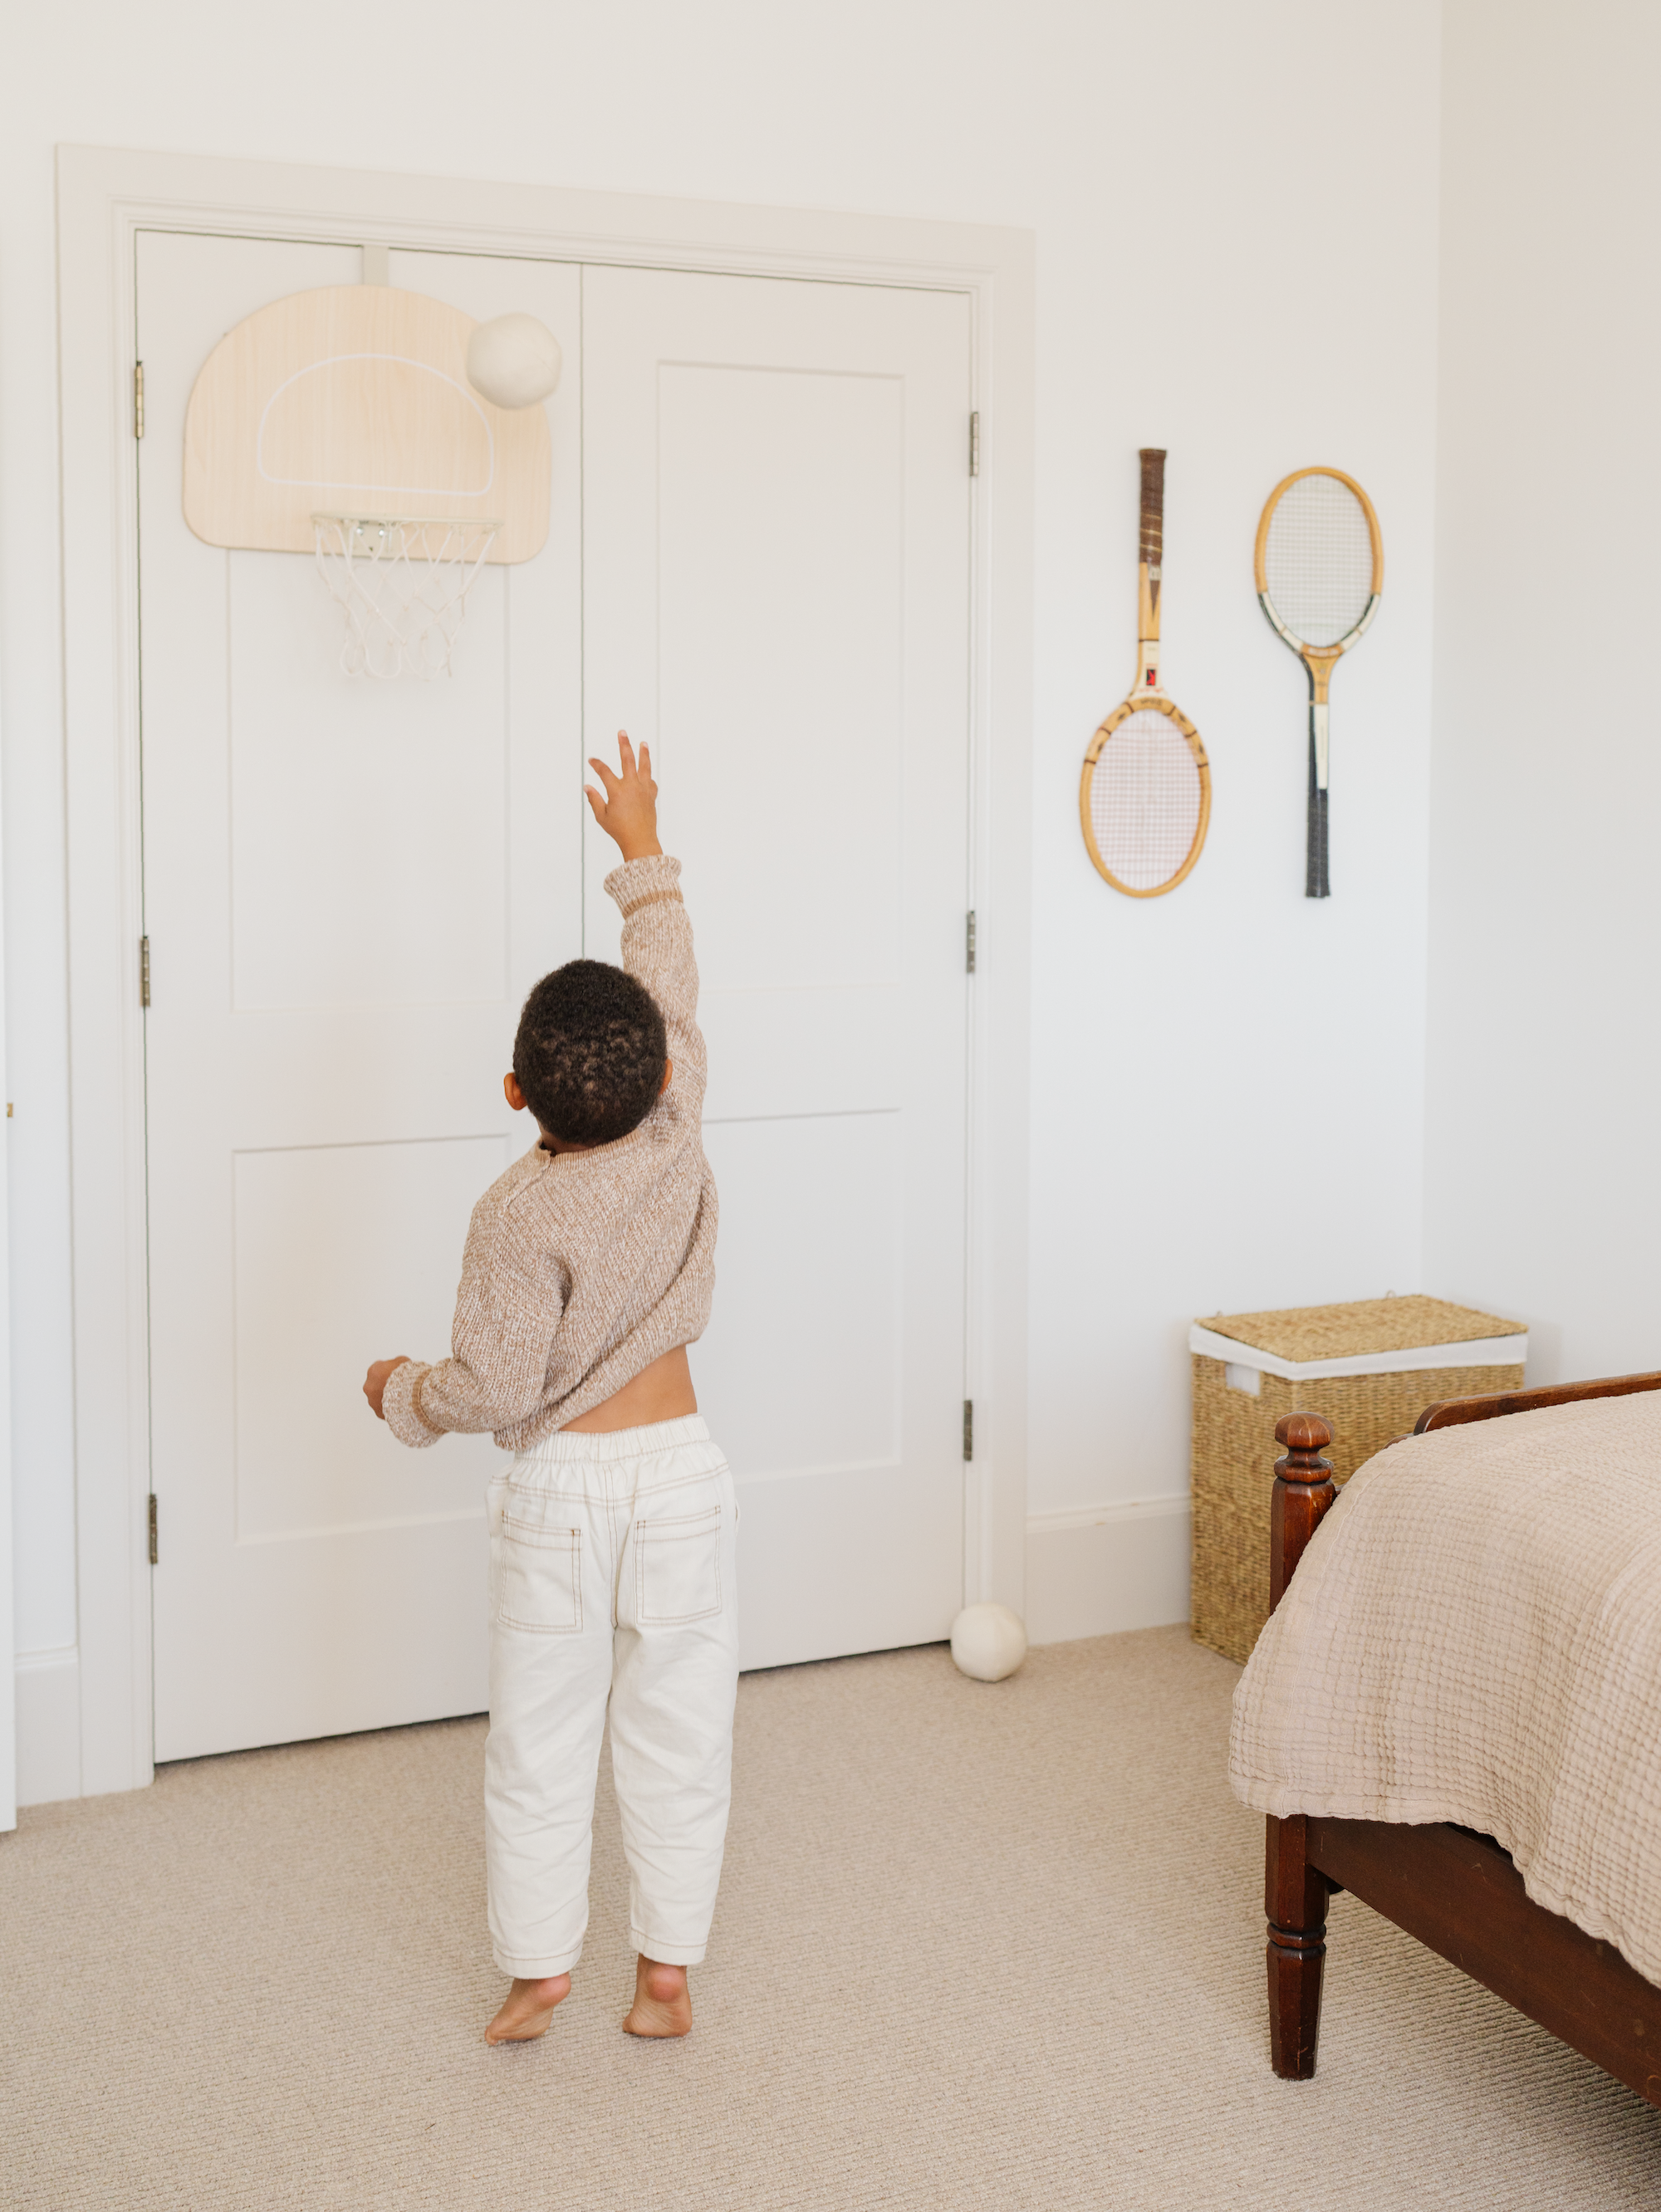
[581,265,972,1669]
[226,552,511,1011]
[230,1136,508,1544]
[139,232,583,1761]
[698,1113,903,1476]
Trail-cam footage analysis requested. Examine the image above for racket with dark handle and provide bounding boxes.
[1080,448,1212,898]
[1254,467,1384,898]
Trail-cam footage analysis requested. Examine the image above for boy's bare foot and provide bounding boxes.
[484,1973,571,2044]
[623,1955,693,2038]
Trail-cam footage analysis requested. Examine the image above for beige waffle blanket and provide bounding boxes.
[1229,1392,1661,1989]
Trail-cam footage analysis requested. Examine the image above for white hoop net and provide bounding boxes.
[312,513,502,680]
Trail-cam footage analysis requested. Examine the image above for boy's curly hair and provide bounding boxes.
[512,960,668,1147]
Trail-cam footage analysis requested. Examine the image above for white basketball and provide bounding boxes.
[466,314,563,409]
[949,1603,1028,1683]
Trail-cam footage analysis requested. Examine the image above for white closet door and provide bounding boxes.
[138,233,583,1761]
[581,266,973,1669]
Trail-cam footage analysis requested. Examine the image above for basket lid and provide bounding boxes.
[1194,1294,1526,1363]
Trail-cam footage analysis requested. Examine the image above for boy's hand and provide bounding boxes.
[584,732,663,863]
[364,1357,411,1421]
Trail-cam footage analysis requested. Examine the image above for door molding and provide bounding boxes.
[56,143,1034,1795]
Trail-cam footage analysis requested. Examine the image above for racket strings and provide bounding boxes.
[1086,709,1204,893]
[1263,473,1374,647]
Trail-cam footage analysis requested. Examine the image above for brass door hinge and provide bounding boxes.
[966,910,977,974]
[968,411,980,478]
[148,1494,159,1565]
[963,1400,974,1461]
[134,361,145,441]
[140,935,151,1008]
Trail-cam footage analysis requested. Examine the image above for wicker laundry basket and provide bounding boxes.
[1190,1294,1526,1665]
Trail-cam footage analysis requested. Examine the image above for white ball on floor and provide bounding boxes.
[466,314,563,409]
[950,1603,1027,1682]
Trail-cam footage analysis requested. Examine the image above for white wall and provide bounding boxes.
[1023,56,1442,1541]
[5,0,1445,1743]
[1422,0,1661,1379]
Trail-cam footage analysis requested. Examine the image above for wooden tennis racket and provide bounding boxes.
[1255,467,1383,899]
[1080,449,1211,898]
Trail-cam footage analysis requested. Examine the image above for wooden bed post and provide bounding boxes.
[1265,1412,1336,2081]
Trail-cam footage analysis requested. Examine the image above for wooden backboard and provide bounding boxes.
[182,286,551,564]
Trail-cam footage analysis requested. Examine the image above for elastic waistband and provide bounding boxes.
[516,1413,712,1466]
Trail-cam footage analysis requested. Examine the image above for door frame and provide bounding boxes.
[56,142,1034,1797]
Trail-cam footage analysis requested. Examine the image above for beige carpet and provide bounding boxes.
[3,1627,1659,2210]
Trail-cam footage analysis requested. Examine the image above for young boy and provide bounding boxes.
[362,733,736,2046]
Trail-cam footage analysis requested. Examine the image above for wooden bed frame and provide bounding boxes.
[1263,1369,1661,2106]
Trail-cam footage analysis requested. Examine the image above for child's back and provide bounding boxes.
[380,852,716,1451]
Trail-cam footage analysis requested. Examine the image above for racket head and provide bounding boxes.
[1254,467,1383,653]
[1080,694,1212,898]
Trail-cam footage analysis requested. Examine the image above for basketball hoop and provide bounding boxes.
[312,513,502,680]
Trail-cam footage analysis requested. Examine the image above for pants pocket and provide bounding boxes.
[497,1514,583,1633]
[636,1505,723,1626]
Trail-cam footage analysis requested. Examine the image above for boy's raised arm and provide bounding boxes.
[586,733,705,1100]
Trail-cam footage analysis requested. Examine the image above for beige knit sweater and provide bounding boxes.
[382,854,717,1451]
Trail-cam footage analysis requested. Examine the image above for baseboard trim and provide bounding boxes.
[1025,1496,1189,1646]
[12,1509,1188,1794]
[15,1647,82,1807]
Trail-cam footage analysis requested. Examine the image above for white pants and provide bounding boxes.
[484,1415,740,1979]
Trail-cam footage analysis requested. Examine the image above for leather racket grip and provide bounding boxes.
[1139,448,1166,569]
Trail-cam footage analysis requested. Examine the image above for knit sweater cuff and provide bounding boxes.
[383,1360,443,1449]
[605,853,683,916]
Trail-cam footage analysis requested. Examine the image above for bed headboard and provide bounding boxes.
[1413,1369,1661,1435]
